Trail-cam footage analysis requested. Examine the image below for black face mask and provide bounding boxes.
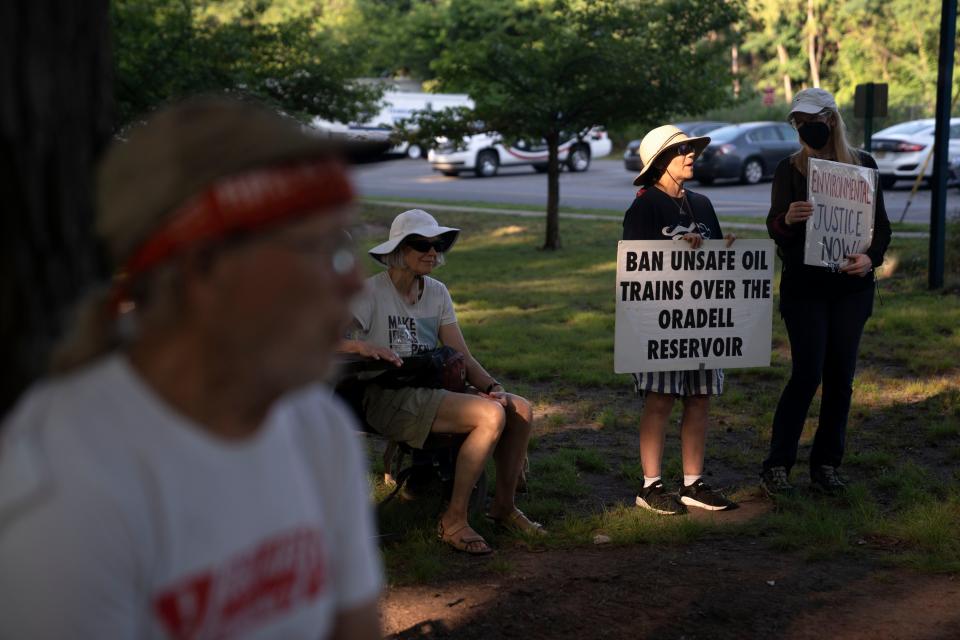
[798,121,831,150]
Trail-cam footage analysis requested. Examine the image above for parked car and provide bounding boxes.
[313,91,474,159]
[870,118,960,189]
[693,121,801,185]
[623,121,729,172]
[428,128,612,177]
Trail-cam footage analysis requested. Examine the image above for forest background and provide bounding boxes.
[113,0,950,146]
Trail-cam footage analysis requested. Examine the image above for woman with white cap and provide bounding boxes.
[759,88,891,496]
[339,209,540,555]
[623,125,737,515]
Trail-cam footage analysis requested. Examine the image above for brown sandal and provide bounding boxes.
[486,509,548,536]
[437,520,493,556]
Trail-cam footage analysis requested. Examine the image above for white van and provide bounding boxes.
[312,91,474,159]
[428,128,612,177]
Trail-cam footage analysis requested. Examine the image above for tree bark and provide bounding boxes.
[776,43,793,103]
[0,1,114,417]
[731,43,740,99]
[543,131,561,250]
[806,0,821,88]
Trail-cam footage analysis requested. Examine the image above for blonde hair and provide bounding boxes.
[791,107,861,175]
[51,264,184,373]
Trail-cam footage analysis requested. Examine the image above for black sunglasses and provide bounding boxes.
[404,237,449,253]
[674,142,695,156]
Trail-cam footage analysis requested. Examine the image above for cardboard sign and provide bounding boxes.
[804,157,877,269]
[615,240,775,373]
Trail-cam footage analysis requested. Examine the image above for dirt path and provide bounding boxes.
[382,538,960,639]
[375,376,960,639]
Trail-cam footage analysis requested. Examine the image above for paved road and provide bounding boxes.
[353,157,952,224]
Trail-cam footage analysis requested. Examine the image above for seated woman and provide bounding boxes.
[339,209,542,555]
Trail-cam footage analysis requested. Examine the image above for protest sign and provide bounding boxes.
[804,157,877,269]
[615,239,774,373]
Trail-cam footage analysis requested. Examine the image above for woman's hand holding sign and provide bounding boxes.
[680,233,704,249]
[784,200,813,226]
[839,253,872,277]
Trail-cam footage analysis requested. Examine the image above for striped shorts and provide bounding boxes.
[632,368,724,397]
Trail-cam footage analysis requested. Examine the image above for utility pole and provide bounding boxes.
[930,0,957,289]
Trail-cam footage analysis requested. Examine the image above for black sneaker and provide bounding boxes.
[760,466,794,497]
[635,482,686,515]
[679,479,736,511]
[810,465,846,495]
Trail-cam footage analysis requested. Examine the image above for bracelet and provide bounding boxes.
[485,381,501,393]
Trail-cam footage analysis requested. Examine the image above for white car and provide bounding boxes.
[313,91,474,159]
[428,128,612,177]
[871,118,960,189]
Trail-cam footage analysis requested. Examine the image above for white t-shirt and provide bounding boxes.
[351,271,457,354]
[0,355,382,639]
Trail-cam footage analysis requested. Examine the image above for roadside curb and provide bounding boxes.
[361,198,929,238]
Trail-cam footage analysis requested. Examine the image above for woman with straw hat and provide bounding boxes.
[622,124,737,515]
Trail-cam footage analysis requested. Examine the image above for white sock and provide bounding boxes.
[684,474,702,487]
[643,476,661,488]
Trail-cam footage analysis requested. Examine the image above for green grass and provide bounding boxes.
[355,201,960,582]
[361,195,931,233]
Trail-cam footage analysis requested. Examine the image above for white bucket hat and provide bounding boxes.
[632,124,711,186]
[788,88,838,118]
[368,209,460,265]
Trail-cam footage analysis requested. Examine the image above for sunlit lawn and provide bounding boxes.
[353,202,960,583]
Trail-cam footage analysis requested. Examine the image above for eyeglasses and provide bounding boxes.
[674,142,695,156]
[268,228,358,275]
[404,237,449,253]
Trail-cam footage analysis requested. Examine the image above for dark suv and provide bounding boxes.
[693,122,800,185]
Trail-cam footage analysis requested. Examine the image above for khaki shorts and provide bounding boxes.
[363,385,448,449]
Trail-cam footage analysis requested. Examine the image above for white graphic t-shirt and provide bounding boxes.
[0,355,383,639]
[351,271,458,354]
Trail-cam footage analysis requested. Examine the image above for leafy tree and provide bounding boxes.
[403,0,742,250]
[739,0,954,111]
[741,0,806,103]
[112,0,381,125]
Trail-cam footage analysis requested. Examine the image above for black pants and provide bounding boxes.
[763,286,874,475]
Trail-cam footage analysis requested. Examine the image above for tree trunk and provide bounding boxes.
[543,131,561,250]
[731,43,740,99]
[0,1,114,417]
[806,0,820,87]
[776,43,793,103]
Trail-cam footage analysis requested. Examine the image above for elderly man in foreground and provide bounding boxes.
[0,98,382,639]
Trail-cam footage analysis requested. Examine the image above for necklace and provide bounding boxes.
[656,184,697,224]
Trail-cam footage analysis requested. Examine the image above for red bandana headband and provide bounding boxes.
[111,159,353,313]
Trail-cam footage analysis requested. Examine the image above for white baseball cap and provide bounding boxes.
[789,88,838,117]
